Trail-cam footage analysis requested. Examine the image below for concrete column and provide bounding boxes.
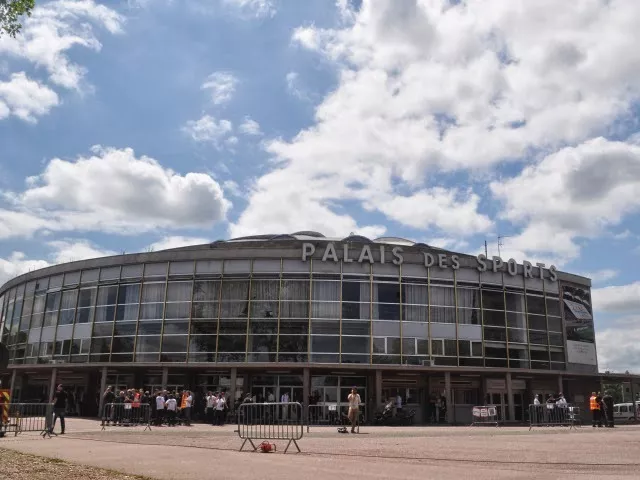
[444,372,451,423]
[48,368,57,402]
[506,372,515,422]
[9,369,17,397]
[302,368,310,419]
[375,370,382,409]
[161,367,168,391]
[98,366,108,416]
[230,368,237,408]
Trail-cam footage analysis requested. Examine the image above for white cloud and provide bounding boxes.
[576,269,619,285]
[148,235,210,251]
[0,252,50,286]
[491,138,640,261]
[223,179,243,197]
[239,117,262,136]
[427,237,469,252]
[201,72,238,105]
[285,71,308,100]
[221,0,276,19]
[0,0,124,90]
[234,1,640,249]
[47,239,117,264]
[0,72,59,122]
[182,114,234,147]
[592,282,640,314]
[0,146,230,238]
[597,324,640,374]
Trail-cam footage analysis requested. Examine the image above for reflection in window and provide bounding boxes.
[193,281,220,302]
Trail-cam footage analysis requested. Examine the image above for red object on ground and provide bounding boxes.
[259,441,276,453]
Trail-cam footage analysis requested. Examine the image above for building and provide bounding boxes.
[0,232,606,423]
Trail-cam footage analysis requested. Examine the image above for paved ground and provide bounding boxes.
[2,419,640,479]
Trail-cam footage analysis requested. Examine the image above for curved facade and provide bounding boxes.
[0,234,600,423]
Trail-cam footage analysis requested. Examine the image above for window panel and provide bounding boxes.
[312,281,340,302]
[220,302,249,318]
[403,283,428,305]
[431,339,444,356]
[190,320,217,335]
[137,322,162,335]
[249,319,278,335]
[139,303,164,320]
[164,302,190,319]
[251,280,280,301]
[342,302,370,320]
[430,286,455,307]
[505,292,525,312]
[217,335,246,352]
[221,280,250,300]
[115,304,139,321]
[342,336,369,354]
[311,335,339,352]
[430,306,455,324]
[248,334,277,353]
[388,337,401,354]
[403,305,427,322]
[92,323,114,336]
[97,286,118,306]
[161,335,188,352]
[163,321,189,335]
[458,340,471,357]
[374,303,400,320]
[444,339,457,356]
[90,337,111,354]
[528,314,547,331]
[506,311,526,329]
[280,280,310,301]
[341,320,370,336]
[376,283,401,303]
[457,288,480,309]
[548,317,563,333]
[484,327,506,342]
[342,281,370,303]
[112,337,134,353]
[458,308,480,325]
[136,336,161,352]
[280,302,309,319]
[191,302,219,319]
[81,269,99,284]
[141,283,165,303]
[45,292,61,312]
[193,281,220,302]
[401,338,416,355]
[546,299,561,317]
[218,320,248,335]
[483,309,505,326]
[311,301,340,319]
[529,331,548,345]
[472,342,483,357]
[77,288,97,308]
[251,301,278,318]
[402,321,427,339]
[189,335,216,353]
[113,322,137,336]
[58,309,75,326]
[279,320,308,335]
[482,290,504,310]
[526,295,546,315]
[32,295,45,314]
[166,281,192,302]
[508,328,528,343]
[279,335,308,353]
[117,284,140,304]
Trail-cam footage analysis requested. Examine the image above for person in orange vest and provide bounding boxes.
[589,391,602,427]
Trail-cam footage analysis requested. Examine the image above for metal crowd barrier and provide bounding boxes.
[306,404,363,433]
[471,405,500,426]
[237,402,304,453]
[101,403,152,431]
[528,403,581,430]
[0,403,54,438]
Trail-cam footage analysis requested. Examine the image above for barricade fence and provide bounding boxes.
[306,404,363,433]
[0,403,54,438]
[471,405,500,426]
[528,403,581,430]
[101,403,152,431]
[237,402,304,453]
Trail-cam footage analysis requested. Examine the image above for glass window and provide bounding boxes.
[251,281,280,301]
[116,304,138,321]
[342,281,370,303]
[218,320,247,334]
[76,308,94,324]
[140,303,164,320]
[138,322,162,335]
[484,327,506,342]
[191,302,218,319]
[193,281,220,302]
[169,261,193,276]
[221,280,250,300]
[482,290,504,310]
[403,305,427,322]
[528,314,547,331]
[311,336,339,352]
[430,307,455,324]
[529,331,548,345]
[483,309,505,326]
[217,335,246,352]
[163,321,189,335]
[374,303,400,320]
[444,339,457,356]
[60,290,77,310]
[161,335,188,352]
[81,269,99,284]
[190,320,217,335]
[376,283,401,303]
[45,292,61,312]
[189,335,216,353]
[311,301,339,319]
[77,288,97,308]
[113,322,137,336]
[166,282,192,302]
[94,306,116,323]
[403,283,428,305]
[141,283,165,303]
[121,264,143,278]
[117,284,140,304]
[164,303,190,319]
[457,288,480,309]
[546,299,561,317]
[342,320,370,336]
[527,295,546,315]
[312,281,340,302]
[506,311,526,329]
[144,263,168,277]
[280,302,309,319]
[458,340,471,357]
[402,338,416,355]
[508,328,528,343]
[431,339,443,356]
[112,337,134,353]
[458,308,480,325]
[342,336,369,354]
[387,337,401,354]
[430,286,455,306]
[281,280,310,301]
[32,295,45,314]
[97,286,118,306]
[136,336,161,352]
[548,317,563,333]
[279,335,308,353]
[472,342,483,356]
[505,292,525,312]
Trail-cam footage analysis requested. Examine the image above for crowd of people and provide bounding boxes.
[101,387,233,427]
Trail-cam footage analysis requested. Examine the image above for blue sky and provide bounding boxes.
[1,0,640,371]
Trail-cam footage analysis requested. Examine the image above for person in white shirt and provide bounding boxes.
[348,388,362,433]
[206,391,215,424]
[155,392,165,426]
[214,393,226,426]
[165,395,177,426]
[280,392,290,420]
[395,394,403,415]
[534,394,541,405]
[184,390,193,426]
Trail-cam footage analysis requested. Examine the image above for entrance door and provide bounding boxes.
[488,392,507,421]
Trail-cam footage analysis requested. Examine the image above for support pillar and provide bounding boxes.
[161,367,168,391]
[302,368,310,420]
[9,369,17,398]
[230,368,237,408]
[375,370,382,409]
[48,368,58,402]
[98,366,108,416]
[444,372,451,423]
[506,372,515,422]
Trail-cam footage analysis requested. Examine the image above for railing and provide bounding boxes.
[528,403,581,430]
[237,402,304,453]
[471,405,500,426]
[0,403,54,438]
[101,403,152,431]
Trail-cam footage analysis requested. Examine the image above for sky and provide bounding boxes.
[1,0,639,373]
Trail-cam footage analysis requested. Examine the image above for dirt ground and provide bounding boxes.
[1,419,639,479]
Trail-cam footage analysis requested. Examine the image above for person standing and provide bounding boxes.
[165,395,177,426]
[602,391,614,428]
[215,393,226,426]
[589,391,601,427]
[206,391,214,425]
[347,388,361,434]
[50,384,67,434]
[280,391,290,421]
[184,390,193,426]
[155,390,166,426]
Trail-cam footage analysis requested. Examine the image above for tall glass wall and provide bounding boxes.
[0,256,567,370]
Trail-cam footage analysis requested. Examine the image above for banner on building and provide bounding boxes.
[560,282,597,366]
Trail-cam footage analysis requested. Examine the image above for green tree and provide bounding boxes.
[602,383,624,404]
[0,0,35,37]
